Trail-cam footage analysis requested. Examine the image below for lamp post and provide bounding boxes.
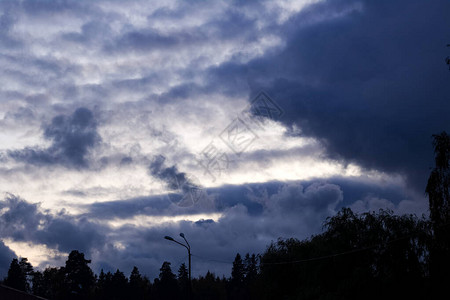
[164,233,191,282]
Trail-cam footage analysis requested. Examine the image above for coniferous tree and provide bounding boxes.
[111,269,128,300]
[4,258,27,292]
[64,250,95,300]
[153,261,179,300]
[231,253,244,285]
[193,271,226,300]
[36,266,67,299]
[244,253,258,282]
[95,269,107,300]
[243,253,259,299]
[177,263,189,298]
[230,253,245,300]
[128,266,151,300]
[19,258,34,291]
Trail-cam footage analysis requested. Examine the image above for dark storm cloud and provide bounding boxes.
[201,0,450,192]
[9,107,101,168]
[0,194,105,254]
[35,217,104,253]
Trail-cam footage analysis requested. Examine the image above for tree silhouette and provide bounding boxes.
[260,208,430,300]
[231,253,244,285]
[244,253,258,282]
[31,269,45,296]
[4,258,28,292]
[153,261,179,300]
[243,253,259,299]
[193,271,226,300]
[94,269,108,300]
[177,263,189,298]
[111,269,128,300]
[64,250,95,299]
[229,253,246,300]
[426,131,450,296]
[129,266,151,300]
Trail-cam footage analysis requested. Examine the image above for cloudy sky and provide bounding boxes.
[0,0,449,279]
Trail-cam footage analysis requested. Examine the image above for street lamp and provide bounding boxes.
[164,233,191,282]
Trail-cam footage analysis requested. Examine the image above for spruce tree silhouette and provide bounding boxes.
[177,263,189,298]
[129,266,151,300]
[230,253,245,300]
[111,269,128,300]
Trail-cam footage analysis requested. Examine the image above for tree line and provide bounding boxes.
[1,132,449,299]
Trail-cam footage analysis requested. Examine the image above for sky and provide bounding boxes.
[0,0,449,280]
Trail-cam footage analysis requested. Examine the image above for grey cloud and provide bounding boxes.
[201,8,259,41]
[84,181,344,278]
[0,0,438,280]
[9,107,101,168]
[85,195,172,220]
[0,175,408,279]
[104,2,264,56]
[20,0,89,17]
[0,240,16,279]
[83,177,410,222]
[120,156,133,165]
[149,155,188,191]
[0,194,45,241]
[62,21,113,44]
[35,217,104,253]
[202,0,450,193]
[106,30,179,53]
[0,194,105,254]
[350,196,396,214]
[0,6,22,49]
[149,155,206,207]
[269,182,343,213]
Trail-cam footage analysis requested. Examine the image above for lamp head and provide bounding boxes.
[180,233,185,238]
[164,236,174,241]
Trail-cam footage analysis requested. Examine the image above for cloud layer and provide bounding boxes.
[0,0,446,279]
[9,108,100,168]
